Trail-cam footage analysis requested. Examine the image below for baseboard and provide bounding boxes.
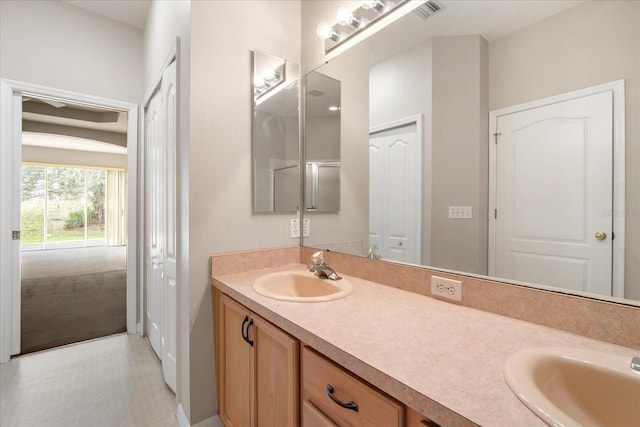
[176,404,189,427]
[176,404,222,427]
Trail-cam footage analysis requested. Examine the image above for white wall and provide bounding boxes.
[489,0,639,299]
[0,0,143,104]
[189,0,301,423]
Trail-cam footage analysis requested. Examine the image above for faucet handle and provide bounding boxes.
[311,251,325,265]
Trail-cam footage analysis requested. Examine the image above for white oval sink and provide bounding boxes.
[252,270,353,302]
[504,347,640,427]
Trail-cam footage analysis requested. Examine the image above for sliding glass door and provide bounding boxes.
[21,165,114,250]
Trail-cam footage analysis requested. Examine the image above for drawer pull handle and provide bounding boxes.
[326,384,359,412]
[246,319,254,347]
[241,315,249,343]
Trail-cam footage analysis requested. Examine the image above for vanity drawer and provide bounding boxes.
[301,346,404,427]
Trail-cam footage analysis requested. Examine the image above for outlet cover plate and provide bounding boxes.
[431,276,462,302]
[290,219,300,238]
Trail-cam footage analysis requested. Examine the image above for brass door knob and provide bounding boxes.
[595,232,607,240]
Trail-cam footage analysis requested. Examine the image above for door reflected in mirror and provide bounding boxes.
[301,0,640,303]
[252,50,300,213]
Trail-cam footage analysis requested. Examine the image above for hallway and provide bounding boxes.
[0,334,179,427]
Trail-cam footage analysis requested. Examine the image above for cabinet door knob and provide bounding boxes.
[326,384,359,412]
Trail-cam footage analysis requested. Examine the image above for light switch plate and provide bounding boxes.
[448,206,472,219]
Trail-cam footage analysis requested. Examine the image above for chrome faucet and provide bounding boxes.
[308,251,342,281]
[632,357,640,372]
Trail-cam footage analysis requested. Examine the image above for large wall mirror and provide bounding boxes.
[252,50,300,213]
[302,0,639,305]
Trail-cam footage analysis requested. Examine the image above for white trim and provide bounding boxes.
[488,79,625,298]
[176,404,223,427]
[369,114,424,264]
[0,79,138,363]
[176,404,189,427]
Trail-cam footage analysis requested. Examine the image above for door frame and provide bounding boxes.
[488,80,625,297]
[369,114,424,264]
[0,78,139,363]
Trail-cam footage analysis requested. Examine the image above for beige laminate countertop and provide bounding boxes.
[212,263,638,427]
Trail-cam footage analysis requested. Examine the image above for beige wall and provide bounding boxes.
[0,0,143,104]
[489,0,640,299]
[189,0,301,422]
[431,36,489,275]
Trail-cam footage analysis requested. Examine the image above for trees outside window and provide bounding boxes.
[21,165,107,248]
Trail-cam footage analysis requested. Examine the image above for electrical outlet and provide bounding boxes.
[431,276,462,302]
[290,219,300,238]
[448,206,472,219]
[302,219,310,237]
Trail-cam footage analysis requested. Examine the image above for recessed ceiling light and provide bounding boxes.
[328,106,339,111]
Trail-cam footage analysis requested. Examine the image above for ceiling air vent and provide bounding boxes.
[413,0,444,20]
[307,90,325,97]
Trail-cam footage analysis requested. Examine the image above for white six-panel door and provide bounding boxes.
[161,61,177,393]
[492,91,613,295]
[144,60,177,393]
[369,123,420,264]
[145,88,164,361]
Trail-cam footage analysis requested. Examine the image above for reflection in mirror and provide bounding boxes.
[304,71,341,212]
[252,50,300,213]
[302,0,640,304]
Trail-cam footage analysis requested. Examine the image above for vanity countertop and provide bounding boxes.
[211,263,638,426]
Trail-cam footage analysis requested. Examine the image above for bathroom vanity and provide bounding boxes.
[211,256,639,427]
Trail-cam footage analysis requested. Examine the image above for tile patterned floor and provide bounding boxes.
[0,333,179,427]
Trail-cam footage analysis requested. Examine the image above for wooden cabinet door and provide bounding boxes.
[218,294,252,427]
[253,314,299,427]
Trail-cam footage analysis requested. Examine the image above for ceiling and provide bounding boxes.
[63,0,151,30]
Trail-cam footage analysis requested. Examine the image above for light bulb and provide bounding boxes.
[337,7,353,26]
[316,22,341,42]
[361,0,385,12]
[316,22,333,39]
[263,70,275,81]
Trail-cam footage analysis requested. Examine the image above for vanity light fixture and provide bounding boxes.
[254,63,285,99]
[361,0,387,13]
[316,0,410,53]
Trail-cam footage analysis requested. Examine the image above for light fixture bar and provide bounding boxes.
[316,0,411,53]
